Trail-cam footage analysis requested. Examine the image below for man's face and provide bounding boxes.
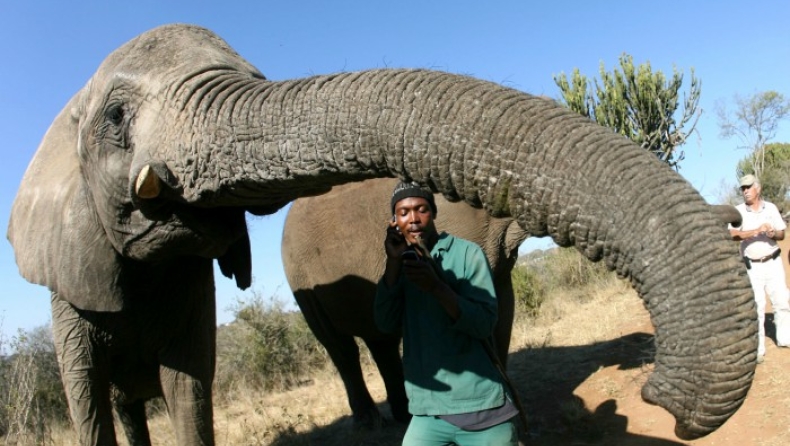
[393,197,437,246]
[741,183,760,204]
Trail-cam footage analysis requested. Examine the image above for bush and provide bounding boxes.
[512,264,546,317]
[215,291,329,399]
[0,325,68,443]
[513,247,619,318]
[543,247,615,293]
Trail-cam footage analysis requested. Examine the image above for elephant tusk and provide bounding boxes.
[135,165,162,199]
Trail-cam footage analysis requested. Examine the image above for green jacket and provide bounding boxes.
[374,233,505,416]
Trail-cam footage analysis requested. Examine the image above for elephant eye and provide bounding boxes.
[105,105,125,126]
[98,102,130,151]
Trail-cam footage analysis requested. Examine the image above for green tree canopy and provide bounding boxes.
[554,53,701,170]
[735,142,790,214]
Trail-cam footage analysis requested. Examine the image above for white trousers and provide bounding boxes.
[746,257,790,356]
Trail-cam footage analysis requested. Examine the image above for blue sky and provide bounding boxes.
[1,0,789,341]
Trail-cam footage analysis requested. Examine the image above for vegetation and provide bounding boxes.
[1,247,621,445]
[554,53,701,170]
[717,91,790,179]
[0,326,68,444]
[512,247,619,318]
[214,292,331,400]
[733,142,790,213]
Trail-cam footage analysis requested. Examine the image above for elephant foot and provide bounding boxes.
[351,408,386,430]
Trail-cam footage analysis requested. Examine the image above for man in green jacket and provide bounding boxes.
[374,181,519,446]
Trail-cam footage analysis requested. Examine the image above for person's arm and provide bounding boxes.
[447,247,498,339]
[403,243,497,339]
[374,277,405,334]
[730,223,780,241]
[400,256,462,320]
[374,225,409,333]
[770,205,786,241]
[730,226,765,241]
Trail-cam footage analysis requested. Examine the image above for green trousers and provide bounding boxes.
[402,415,518,446]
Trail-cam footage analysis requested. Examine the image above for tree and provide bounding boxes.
[717,91,790,179]
[0,325,67,439]
[554,53,701,170]
[735,142,790,214]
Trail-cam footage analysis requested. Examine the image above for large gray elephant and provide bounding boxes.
[6,24,756,444]
[282,178,528,426]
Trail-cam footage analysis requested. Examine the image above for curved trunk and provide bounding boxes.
[142,69,754,439]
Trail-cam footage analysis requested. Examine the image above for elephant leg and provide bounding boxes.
[157,328,215,443]
[50,293,118,446]
[363,337,410,424]
[159,366,214,446]
[293,289,382,427]
[493,278,515,367]
[156,263,216,445]
[329,337,383,427]
[113,399,152,446]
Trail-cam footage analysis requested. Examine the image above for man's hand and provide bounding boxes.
[383,223,408,287]
[731,223,779,241]
[384,224,408,260]
[758,223,776,238]
[401,257,442,293]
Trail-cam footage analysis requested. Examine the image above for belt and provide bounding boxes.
[749,249,781,263]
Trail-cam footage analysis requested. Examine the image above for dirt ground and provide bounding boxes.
[504,239,790,446]
[568,324,790,446]
[124,244,790,446]
[515,295,790,446]
[243,286,789,446]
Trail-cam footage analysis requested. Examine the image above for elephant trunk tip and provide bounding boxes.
[640,380,721,441]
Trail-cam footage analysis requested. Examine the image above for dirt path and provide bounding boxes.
[251,288,790,446]
[517,292,790,446]
[184,283,790,446]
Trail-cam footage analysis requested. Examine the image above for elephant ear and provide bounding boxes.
[7,93,126,312]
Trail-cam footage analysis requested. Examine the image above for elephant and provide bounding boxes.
[282,178,529,426]
[283,181,747,429]
[5,23,757,444]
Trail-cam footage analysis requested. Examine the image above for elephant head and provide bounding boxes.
[7,24,755,441]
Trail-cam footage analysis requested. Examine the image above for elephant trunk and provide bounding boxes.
[144,69,754,439]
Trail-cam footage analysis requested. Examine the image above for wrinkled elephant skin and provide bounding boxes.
[282,178,528,425]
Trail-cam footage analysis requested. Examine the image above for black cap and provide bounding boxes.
[390,181,437,216]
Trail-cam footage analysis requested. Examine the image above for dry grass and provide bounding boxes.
[12,276,790,446]
[26,279,644,446]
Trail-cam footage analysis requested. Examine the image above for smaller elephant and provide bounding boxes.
[282,182,745,427]
[281,178,529,426]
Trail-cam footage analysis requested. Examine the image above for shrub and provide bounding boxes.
[543,247,615,293]
[0,325,68,443]
[513,247,620,318]
[512,264,546,317]
[214,291,329,399]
